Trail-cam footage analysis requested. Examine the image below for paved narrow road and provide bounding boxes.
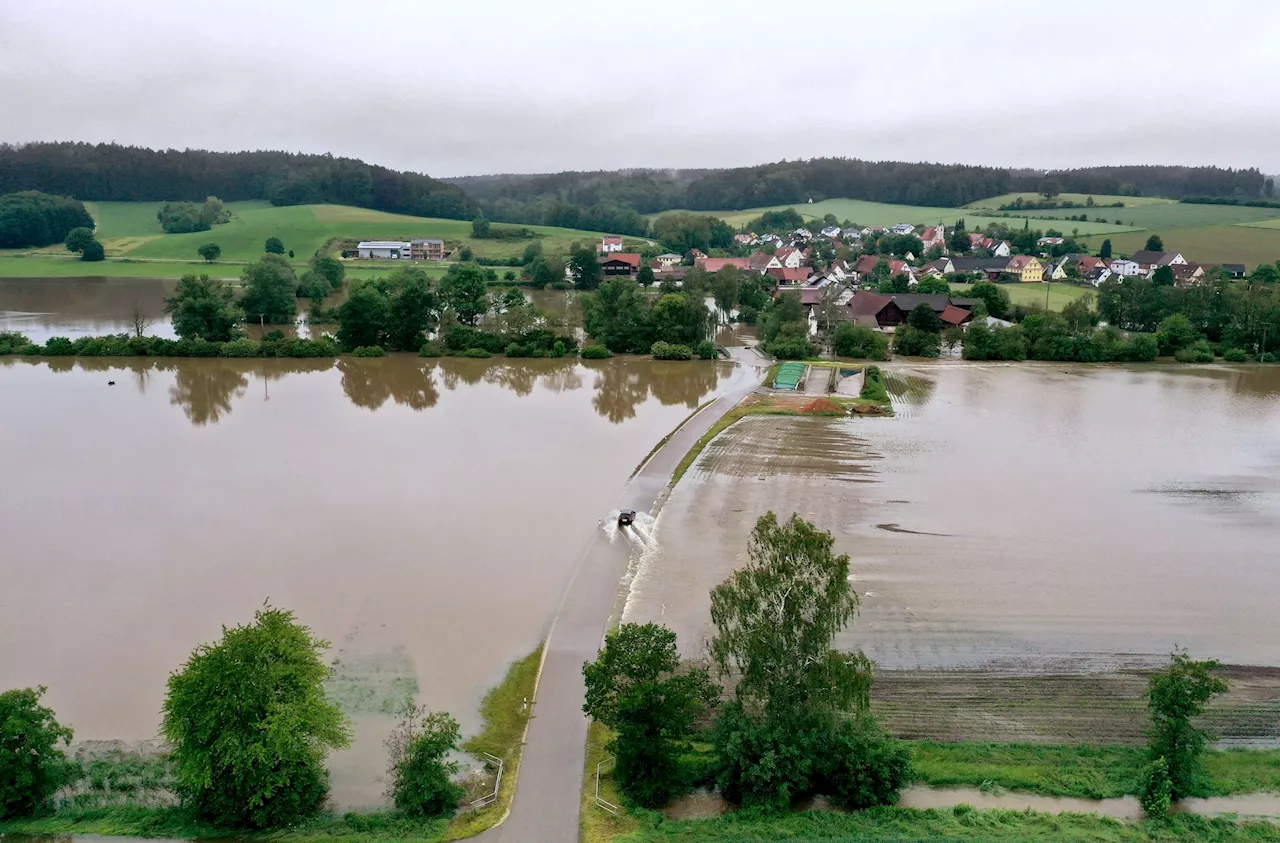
[478,346,767,843]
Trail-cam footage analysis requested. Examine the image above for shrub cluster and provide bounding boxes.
[1174,340,1215,363]
[833,324,889,360]
[1,333,341,359]
[350,345,386,358]
[651,341,693,360]
[581,344,613,359]
[860,365,888,403]
[765,337,813,360]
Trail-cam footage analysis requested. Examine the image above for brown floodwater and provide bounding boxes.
[624,363,1280,740]
[0,350,747,808]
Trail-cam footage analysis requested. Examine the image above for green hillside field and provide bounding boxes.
[0,202,644,279]
[677,198,1134,236]
[1081,224,1280,271]
[951,281,1094,312]
[966,192,1177,210]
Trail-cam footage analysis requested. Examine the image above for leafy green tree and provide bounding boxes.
[967,281,1011,320]
[165,274,243,341]
[64,226,95,252]
[1061,294,1098,331]
[0,191,94,247]
[948,228,970,254]
[1139,757,1172,817]
[0,686,78,820]
[386,269,438,351]
[1251,263,1279,284]
[892,324,941,358]
[310,255,345,291]
[162,607,351,828]
[569,244,602,290]
[80,239,105,262]
[197,243,222,263]
[1145,234,1165,252]
[1099,239,1113,259]
[758,290,806,346]
[1040,177,1062,200]
[1146,651,1228,801]
[833,324,889,360]
[471,216,491,239]
[1155,313,1202,355]
[384,706,463,817]
[915,276,949,294]
[459,245,473,261]
[1152,264,1175,287]
[583,624,717,808]
[652,292,712,346]
[583,278,653,353]
[942,325,964,356]
[871,258,892,285]
[521,240,543,265]
[529,258,558,289]
[239,254,298,324]
[637,264,656,287]
[264,236,286,254]
[336,283,392,349]
[439,263,490,325]
[907,302,943,333]
[710,513,899,811]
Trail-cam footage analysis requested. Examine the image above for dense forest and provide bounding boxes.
[450,159,1268,229]
[0,143,476,220]
[0,190,94,248]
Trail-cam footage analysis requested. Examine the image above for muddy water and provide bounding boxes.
[625,363,1280,742]
[0,278,578,344]
[898,785,1280,821]
[0,353,744,809]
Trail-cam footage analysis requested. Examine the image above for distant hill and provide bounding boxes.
[445,159,1267,230]
[0,142,476,221]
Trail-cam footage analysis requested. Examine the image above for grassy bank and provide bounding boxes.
[615,808,1280,842]
[911,743,1280,800]
[0,646,546,843]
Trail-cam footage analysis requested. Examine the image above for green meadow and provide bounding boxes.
[1081,225,1280,271]
[680,198,1134,236]
[966,193,1177,210]
[951,281,1094,312]
[0,201,644,279]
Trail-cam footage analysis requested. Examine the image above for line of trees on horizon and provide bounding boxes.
[0,142,476,221]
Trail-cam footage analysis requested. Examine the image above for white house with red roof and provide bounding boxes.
[600,235,624,253]
[774,246,805,269]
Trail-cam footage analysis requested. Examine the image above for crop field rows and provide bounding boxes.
[871,665,1280,746]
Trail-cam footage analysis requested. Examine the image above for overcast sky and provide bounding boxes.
[3,0,1277,178]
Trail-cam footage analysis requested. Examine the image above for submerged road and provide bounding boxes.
[479,345,767,843]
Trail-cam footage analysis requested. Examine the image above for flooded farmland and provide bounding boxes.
[625,363,1280,744]
[0,279,746,808]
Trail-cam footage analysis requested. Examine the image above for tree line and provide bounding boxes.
[0,143,476,220]
[0,191,94,248]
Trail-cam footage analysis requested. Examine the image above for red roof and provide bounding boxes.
[922,227,938,241]
[602,235,623,244]
[767,266,810,283]
[853,255,881,274]
[940,305,971,326]
[604,252,642,267]
[700,257,750,272]
[748,252,775,269]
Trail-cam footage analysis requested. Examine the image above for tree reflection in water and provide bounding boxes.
[12,354,727,427]
[338,358,439,411]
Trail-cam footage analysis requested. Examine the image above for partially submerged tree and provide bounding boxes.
[239,254,298,324]
[165,274,243,341]
[583,623,717,808]
[1146,650,1228,801]
[162,606,351,828]
[0,686,78,820]
[384,705,463,817]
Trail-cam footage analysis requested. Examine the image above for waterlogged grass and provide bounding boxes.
[617,808,1280,842]
[910,743,1280,800]
[446,645,545,840]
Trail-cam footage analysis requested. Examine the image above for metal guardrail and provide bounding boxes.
[594,755,619,814]
[469,752,504,809]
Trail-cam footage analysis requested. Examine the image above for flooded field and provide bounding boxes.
[625,363,1280,744]
[0,348,744,808]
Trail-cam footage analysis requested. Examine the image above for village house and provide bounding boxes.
[851,254,910,282]
[699,256,753,273]
[1007,255,1044,283]
[792,228,813,241]
[920,224,945,251]
[1108,257,1141,276]
[600,235,624,253]
[759,233,783,245]
[1172,263,1205,287]
[969,233,992,251]
[410,238,445,260]
[357,240,411,259]
[951,256,1013,279]
[768,266,812,286]
[749,251,782,271]
[1220,263,1247,278]
[845,291,975,330]
[1037,236,1065,247]
[1130,250,1186,276]
[601,252,642,277]
[820,225,842,238]
[991,240,1012,257]
[656,252,682,269]
[891,223,916,235]
[733,233,758,246]
[921,257,954,277]
[774,246,806,269]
